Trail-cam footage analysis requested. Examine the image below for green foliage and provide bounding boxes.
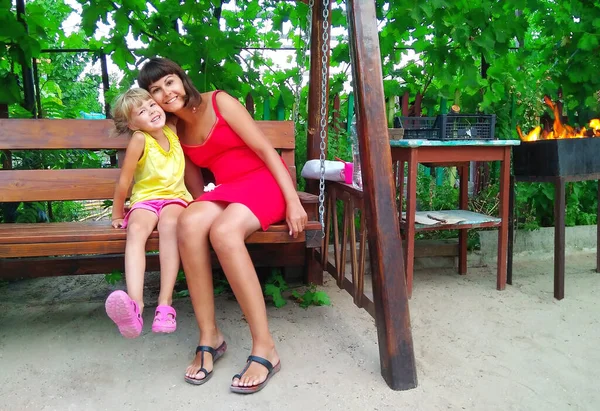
[104,270,123,285]
[416,170,459,211]
[213,276,232,296]
[14,202,48,223]
[264,269,288,308]
[292,284,331,308]
[264,268,331,309]
[515,181,598,230]
[173,289,190,299]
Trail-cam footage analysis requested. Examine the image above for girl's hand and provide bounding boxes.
[286,201,308,238]
[111,218,124,229]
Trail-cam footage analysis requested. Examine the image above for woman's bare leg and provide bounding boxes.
[209,203,279,388]
[178,201,226,381]
[156,204,186,307]
[125,209,158,312]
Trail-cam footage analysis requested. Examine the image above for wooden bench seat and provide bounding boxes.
[0,119,323,283]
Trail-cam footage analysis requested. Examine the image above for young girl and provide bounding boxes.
[138,58,308,393]
[105,88,192,339]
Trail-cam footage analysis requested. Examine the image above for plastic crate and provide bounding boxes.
[396,114,496,140]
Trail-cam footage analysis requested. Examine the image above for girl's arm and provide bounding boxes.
[183,155,205,199]
[216,92,307,237]
[111,132,145,228]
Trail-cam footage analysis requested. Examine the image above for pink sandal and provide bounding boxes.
[152,305,177,333]
[105,290,143,339]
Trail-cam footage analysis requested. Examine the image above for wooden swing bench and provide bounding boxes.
[0,119,322,284]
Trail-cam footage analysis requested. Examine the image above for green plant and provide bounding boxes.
[291,283,331,308]
[263,269,288,308]
[263,268,331,309]
[515,181,598,230]
[172,270,232,299]
[104,270,123,285]
[214,277,232,296]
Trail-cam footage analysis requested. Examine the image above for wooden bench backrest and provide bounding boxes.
[0,119,296,202]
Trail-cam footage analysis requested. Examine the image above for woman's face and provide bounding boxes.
[147,74,186,113]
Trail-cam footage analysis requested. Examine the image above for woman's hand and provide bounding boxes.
[286,200,308,238]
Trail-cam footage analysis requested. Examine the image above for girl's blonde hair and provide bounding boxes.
[111,88,154,135]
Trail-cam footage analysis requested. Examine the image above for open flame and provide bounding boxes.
[517,96,600,142]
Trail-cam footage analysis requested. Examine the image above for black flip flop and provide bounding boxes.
[184,341,227,385]
[230,355,281,394]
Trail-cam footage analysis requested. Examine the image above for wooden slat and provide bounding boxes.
[0,169,120,202]
[257,121,295,149]
[0,119,126,149]
[0,220,322,257]
[0,119,294,150]
[281,149,296,186]
[0,240,137,257]
[297,191,318,203]
[0,243,308,280]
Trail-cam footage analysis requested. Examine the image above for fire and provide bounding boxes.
[517,96,600,142]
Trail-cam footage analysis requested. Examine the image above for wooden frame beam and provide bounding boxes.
[346,0,418,391]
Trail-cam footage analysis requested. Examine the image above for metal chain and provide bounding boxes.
[317,0,330,236]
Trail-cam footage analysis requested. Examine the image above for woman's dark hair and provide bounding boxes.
[137,57,202,108]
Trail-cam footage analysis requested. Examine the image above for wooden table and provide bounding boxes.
[390,139,520,297]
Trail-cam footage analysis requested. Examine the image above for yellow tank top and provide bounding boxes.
[130,126,192,205]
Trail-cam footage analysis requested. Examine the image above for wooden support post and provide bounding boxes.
[401,91,409,117]
[245,93,255,118]
[346,0,417,391]
[597,180,600,273]
[554,177,566,299]
[0,104,9,171]
[306,0,332,194]
[458,164,469,275]
[497,147,510,291]
[100,52,111,118]
[16,0,36,116]
[507,175,515,285]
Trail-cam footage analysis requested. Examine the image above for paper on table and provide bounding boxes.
[426,211,466,225]
[401,211,467,225]
[401,211,441,225]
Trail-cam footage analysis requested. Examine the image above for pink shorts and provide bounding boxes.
[122,199,188,228]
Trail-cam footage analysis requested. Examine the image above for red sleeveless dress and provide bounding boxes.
[181,91,286,231]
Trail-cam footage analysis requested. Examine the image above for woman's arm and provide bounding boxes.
[111,132,145,228]
[183,155,205,199]
[216,92,307,237]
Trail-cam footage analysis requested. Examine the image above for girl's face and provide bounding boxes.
[128,98,166,133]
[147,74,186,113]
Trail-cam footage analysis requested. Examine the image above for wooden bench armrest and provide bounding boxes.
[298,191,319,204]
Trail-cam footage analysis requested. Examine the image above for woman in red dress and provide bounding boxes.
[138,58,307,394]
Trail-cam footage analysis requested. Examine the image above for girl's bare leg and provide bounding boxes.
[209,203,279,388]
[156,204,186,307]
[178,201,226,381]
[125,209,158,312]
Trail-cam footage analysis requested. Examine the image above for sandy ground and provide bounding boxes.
[1,250,599,411]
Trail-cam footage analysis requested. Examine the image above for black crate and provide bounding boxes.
[396,114,496,140]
